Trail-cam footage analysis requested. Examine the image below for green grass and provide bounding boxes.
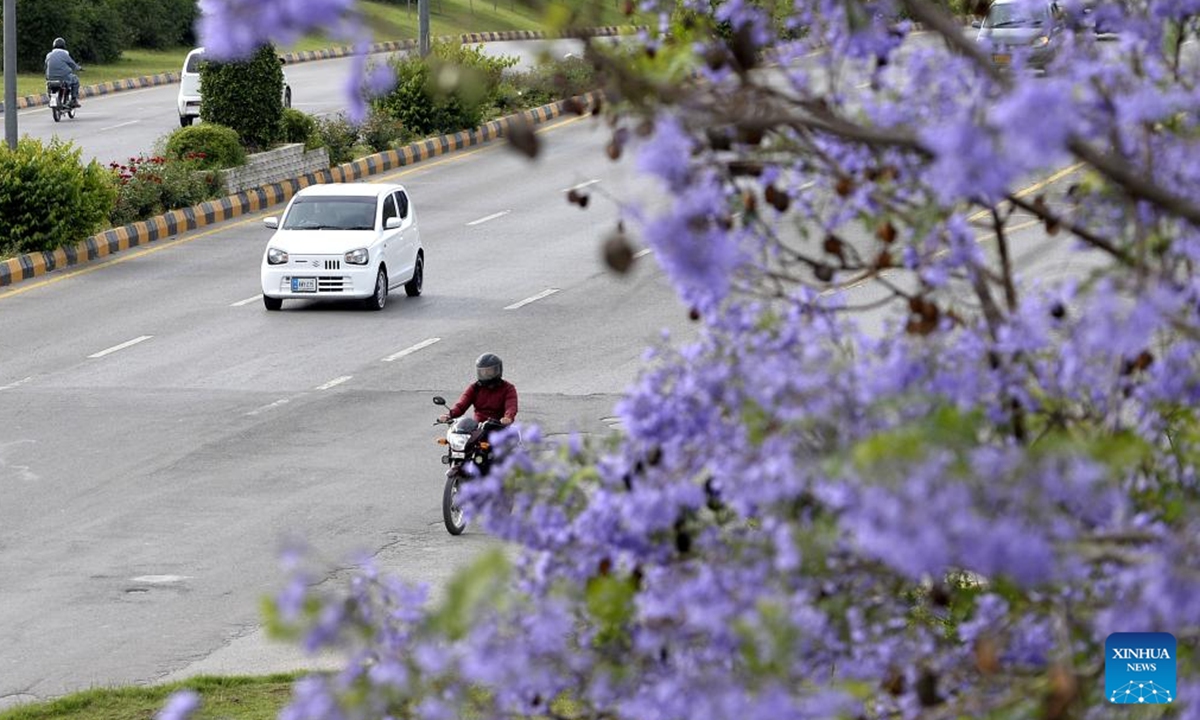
[2,0,637,98]
[0,674,305,720]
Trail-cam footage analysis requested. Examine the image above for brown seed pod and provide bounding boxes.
[765,184,790,212]
[603,233,635,274]
[875,220,897,244]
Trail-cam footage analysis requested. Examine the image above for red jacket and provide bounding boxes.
[449,380,519,423]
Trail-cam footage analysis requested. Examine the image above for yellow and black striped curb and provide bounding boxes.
[0,26,639,114]
[0,91,602,289]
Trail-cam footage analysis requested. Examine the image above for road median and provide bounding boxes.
[0,91,602,289]
[0,27,634,114]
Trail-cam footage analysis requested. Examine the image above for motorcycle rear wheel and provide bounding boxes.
[442,474,467,535]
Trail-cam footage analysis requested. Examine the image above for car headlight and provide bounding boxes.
[267,247,288,265]
[345,248,370,265]
[1034,35,1050,46]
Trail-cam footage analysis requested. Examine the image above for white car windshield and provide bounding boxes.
[282,197,377,230]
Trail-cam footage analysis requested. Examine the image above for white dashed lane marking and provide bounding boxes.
[561,179,600,193]
[315,376,352,391]
[382,337,440,362]
[0,377,33,391]
[230,295,262,307]
[504,288,560,310]
[88,335,153,358]
[466,210,511,226]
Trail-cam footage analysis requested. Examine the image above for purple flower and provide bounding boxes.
[156,690,200,720]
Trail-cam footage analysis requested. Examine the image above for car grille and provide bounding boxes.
[291,257,341,270]
[316,276,348,292]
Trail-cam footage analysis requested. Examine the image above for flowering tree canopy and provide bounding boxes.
[181,0,1200,718]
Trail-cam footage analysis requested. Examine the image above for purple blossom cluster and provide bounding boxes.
[184,0,1200,717]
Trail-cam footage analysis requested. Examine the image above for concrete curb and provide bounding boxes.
[0,26,637,114]
[0,91,602,289]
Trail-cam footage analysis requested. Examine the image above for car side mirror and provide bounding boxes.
[433,396,447,405]
[972,19,982,28]
[385,217,402,230]
[264,217,279,229]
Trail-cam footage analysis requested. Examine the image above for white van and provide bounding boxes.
[176,47,293,127]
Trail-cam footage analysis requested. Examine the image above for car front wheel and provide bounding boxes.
[180,115,193,127]
[364,267,387,311]
[263,295,283,311]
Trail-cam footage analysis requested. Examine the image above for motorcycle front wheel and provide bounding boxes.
[443,474,467,535]
[51,107,61,122]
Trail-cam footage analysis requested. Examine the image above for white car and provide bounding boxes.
[177,47,293,127]
[260,183,424,311]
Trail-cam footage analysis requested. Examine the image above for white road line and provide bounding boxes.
[634,248,653,259]
[100,120,140,131]
[0,377,33,391]
[88,335,152,358]
[561,179,600,193]
[231,294,262,307]
[505,288,560,310]
[315,375,353,391]
[382,337,441,362]
[246,397,293,416]
[466,210,511,226]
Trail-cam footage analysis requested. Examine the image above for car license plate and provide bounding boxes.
[291,277,317,292]
[992,53,1011,65]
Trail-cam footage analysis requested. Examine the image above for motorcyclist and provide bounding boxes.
[45,38,82,108]
[439,353,518,426]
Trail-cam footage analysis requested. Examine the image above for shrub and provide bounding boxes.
[200,44,285,150]
[164,124,246,169]
[279,108,320,149]
[0,138,116,256]
[373,40,517,137]
[359,109,406,153]
[108,155,223,228]
[504,56,598,110]
[314,114,360,166]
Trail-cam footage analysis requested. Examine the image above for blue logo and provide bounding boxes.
[1106,632,1176,704]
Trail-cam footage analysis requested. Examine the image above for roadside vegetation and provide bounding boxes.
[0,674,302,720]
[0,41,600,261]
[0,0,636,97]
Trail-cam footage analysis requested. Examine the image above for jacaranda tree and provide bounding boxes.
[179,0,1200,717]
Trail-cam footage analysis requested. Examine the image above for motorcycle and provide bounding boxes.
[432,396,502,536]
[46,74,80,123]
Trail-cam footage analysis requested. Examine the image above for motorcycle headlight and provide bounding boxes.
[1034,35,1050,46]
[267,247,289,265]
[448,434,469,452]
[345,248,369,265]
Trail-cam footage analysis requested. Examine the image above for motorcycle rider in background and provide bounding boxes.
[45,38,82,108]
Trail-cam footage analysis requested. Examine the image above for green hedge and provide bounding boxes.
[200,45,286,151]
[164,124,247,170]
[0,139,116,256]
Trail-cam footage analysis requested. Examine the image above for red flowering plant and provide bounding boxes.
[108,152,223,228]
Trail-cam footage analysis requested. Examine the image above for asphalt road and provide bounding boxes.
[11,39,595,168]
[0,113,695,706]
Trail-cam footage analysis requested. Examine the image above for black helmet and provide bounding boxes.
[475,353,503,386]
[52,37,66,49]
